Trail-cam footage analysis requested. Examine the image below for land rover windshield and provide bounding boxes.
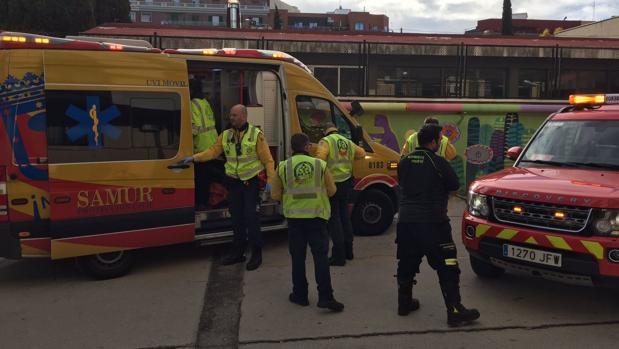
[519,119,619,171]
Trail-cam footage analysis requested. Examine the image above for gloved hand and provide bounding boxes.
[265,182,272,192]
[182,156,194,165]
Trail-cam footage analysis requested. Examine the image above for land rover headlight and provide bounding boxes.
[593,209,619,236]
[467,191,490,218]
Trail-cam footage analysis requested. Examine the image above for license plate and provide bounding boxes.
[502,244,562,267]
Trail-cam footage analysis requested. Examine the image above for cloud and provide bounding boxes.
[283,0,619,33]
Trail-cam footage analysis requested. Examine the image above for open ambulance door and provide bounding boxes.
[43,51,196,276]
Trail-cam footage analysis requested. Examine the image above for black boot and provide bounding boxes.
[397,279,420,316]
[221,245,246,265]
[246,247,262,271]
[345,242,354,260]
[447,303,480,327]
[317,298,344,312]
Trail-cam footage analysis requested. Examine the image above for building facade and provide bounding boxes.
[556,16,619,39]
[466,18,588,36]
[83,24,619,99]
[129,0,270,28]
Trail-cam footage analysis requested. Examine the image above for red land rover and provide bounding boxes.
[463,94,619,286]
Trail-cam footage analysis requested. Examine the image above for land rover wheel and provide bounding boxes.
[77,250,134,279]
[352,189,395,236]
[470,255,505,279]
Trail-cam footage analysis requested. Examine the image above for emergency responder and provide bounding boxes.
[271,133,344,312]
[400,117,456,160]
[185,104,275,271]
[396,124,480,326]
[189,78,221,209]
[316,123,366,266]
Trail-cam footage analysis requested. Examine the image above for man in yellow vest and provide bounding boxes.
[189,78,220,210]
[315,123,366,266]
[401,117,456,161]
[271,133,344,312]
[185,104,275,271]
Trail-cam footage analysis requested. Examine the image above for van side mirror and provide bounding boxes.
[506,146,522,160]
[352,125,364,145]
[349,100,364,117]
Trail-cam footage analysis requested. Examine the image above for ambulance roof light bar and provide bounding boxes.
[164,48,312,74]
[569,94,619,106]
[0,32,161,53]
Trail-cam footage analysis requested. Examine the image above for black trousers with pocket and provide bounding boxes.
[396,220,461,306]
[288,218,334,301]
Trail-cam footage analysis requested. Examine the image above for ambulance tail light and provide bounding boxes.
[0,167,7,222]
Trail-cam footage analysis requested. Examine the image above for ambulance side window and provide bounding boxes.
[46,90,181,164]
[296,96,352,143]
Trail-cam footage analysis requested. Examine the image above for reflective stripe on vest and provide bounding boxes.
[278,155,330,220]
[222,125,264,180]
[191,99,217,152]
[407,132,448,158]
[322,133,354,183]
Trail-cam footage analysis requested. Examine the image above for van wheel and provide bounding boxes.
[352,189,395,236]
[77,250,134,279]
[470,255,505,279]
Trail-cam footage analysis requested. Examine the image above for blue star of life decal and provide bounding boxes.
[65,96,122,149]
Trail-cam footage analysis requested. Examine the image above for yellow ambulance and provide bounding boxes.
[0,32,400,278]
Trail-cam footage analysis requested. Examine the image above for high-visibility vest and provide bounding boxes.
[406,132,449,158]
[222,124,265,180]
[278,154,330,220]
[321,133,355,183]
[191,98,218,152]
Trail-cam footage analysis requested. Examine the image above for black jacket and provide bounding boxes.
[397,147,460,222]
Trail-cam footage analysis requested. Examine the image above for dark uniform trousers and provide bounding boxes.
[228,176,263,249]
[288,218,334,301]
[328,178,354,259]
[396,221,461,306]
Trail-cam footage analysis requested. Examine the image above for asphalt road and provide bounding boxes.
[2,198,619,349]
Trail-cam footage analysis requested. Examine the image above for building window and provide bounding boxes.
[313,67,338,95]
[559,70,607,98]
[340,68,362,96]
[518,69,548,98]
[46,91,181,164]
[609,71,619,94]
[309,22,318,28]
[376,67,445,97]
[209,15,221,26]
[130,12,136,22]
[464,68,506,98]
[354,22,365,31]
[141,12,152,23]
[294,22,304,28]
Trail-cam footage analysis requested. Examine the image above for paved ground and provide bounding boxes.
[0,244,212,349]
[238,198,619,348]
[2,197,619,348]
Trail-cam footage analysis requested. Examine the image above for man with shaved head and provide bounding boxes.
[188,104,275,271]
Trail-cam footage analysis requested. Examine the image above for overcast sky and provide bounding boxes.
[284,0,619,34]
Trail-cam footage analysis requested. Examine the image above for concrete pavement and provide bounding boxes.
[0,244,211,349]
[238,198,619,348]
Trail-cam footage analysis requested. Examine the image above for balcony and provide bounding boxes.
[130,1,269,15]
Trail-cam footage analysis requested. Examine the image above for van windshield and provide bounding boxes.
[519,120,619,171]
